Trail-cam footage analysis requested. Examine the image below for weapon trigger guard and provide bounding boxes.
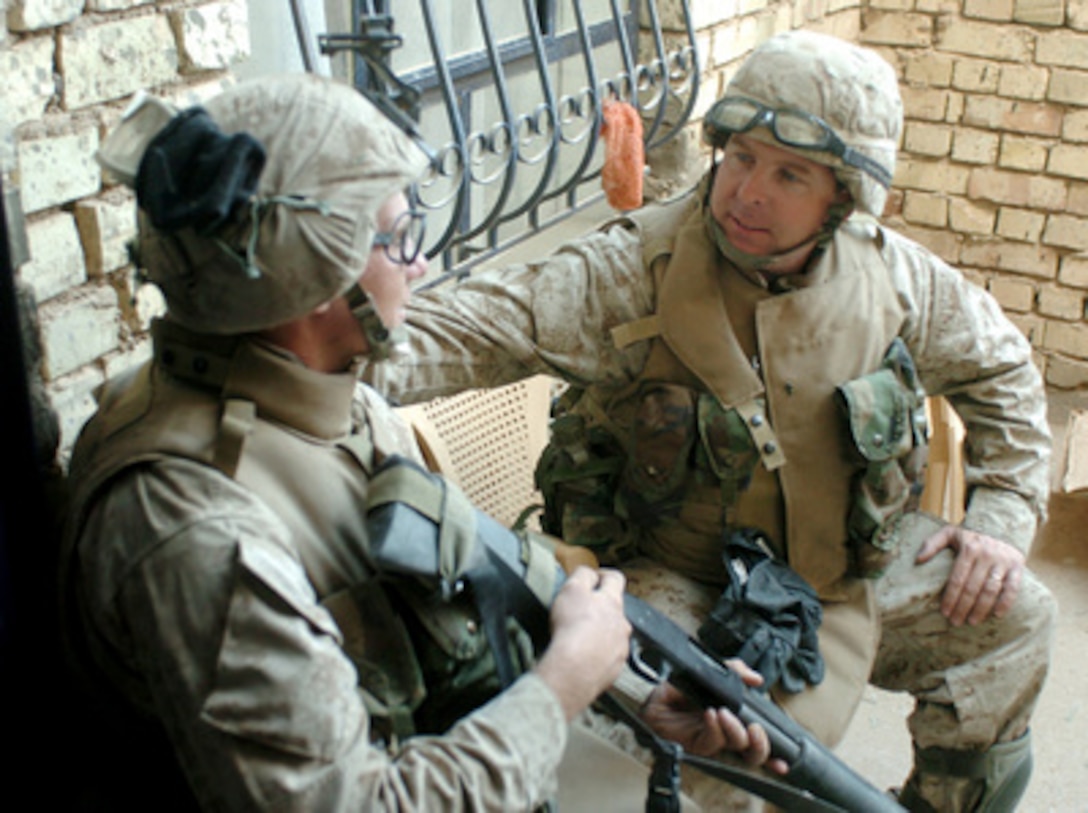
[628,639,669,684]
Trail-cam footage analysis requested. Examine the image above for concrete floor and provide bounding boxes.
[836,389,1088,812]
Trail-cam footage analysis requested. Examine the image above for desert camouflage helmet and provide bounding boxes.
[704,30,902,217]
[131,74,429,335]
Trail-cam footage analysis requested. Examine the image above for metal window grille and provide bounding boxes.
[313,0,699,277]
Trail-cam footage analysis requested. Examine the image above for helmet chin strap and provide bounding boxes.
[346,283,408,362]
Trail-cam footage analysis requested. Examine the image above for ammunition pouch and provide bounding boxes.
[836,337,928,579]
[356,456,559,738]
[535,382,763,568]
[534,391,630,563]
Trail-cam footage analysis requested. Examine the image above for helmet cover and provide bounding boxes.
[136,74,429,334]
[709,30,902,217]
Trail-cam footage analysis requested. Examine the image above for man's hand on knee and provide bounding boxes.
[916,525,1025,627]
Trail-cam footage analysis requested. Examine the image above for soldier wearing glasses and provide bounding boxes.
[60,74,649,812]
[368,31,1056,812]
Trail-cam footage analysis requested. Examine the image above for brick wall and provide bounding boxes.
[865,0,1088,391]
[3,0,1085,464]
[3,0,249,458]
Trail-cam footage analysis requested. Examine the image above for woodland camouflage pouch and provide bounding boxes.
[836,337,927,578]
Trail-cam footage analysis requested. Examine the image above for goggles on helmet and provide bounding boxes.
[704,96,892,189]
[372,208,427,266]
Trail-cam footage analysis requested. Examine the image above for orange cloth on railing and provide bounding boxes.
[600,100,644,211]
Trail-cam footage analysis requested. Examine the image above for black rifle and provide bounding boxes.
[365,457,905,813]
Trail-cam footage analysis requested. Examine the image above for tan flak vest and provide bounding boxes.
[605,197,906,601]
[64,320,497,739]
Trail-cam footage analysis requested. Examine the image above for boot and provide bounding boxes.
[898,730,1033,813]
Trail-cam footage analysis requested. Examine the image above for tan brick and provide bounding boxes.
[1072,0,1088,30]
[963,0,1014,20]
[949,196,996,234]
[47,364,104,457]
[989,276,1035,311]
[1045,354,1088,388]
[917,0,962,11]
[904,121,952,156]
[935,18,1033,61]
[898,224,962,264]
[860,11,933,46]
[952,127,1000,164]
[7,0,81,31]
[1043,213,1088,250]
[901,85,954,121]
[19,212,86,303]
[998,135,1049,172]
[87,1,158,10]
[132,281,167,332]
[1058,254,1088,288]
[1043,320,1088,359]
[903,191,949,226]
[657,0,739,29]
[16,125,101,215]
[962,96,1062,136]
[906,52,953,87]
[968,167,1067,209]
[1067,182,1088,216]
[170,1,250,73]
[1036,30,1088,70]
[1048,69,1088,107]
[1038,284,1085,319]
[996,207,1046,242]
[1048,143,1088,181]
[998,64,1049,100]
[869,0,914,8]
[0,33,56,126]
[1013,0,1065,25]
[952,58,1001,93]
[895,157,971,194]
[1008,311,1045,345]
[39,286,121,379]
[961,239,1060,277]
[74,191,137,276]
[958,266,989,288]
[1064,110,1088,142]
[60,15,179,109]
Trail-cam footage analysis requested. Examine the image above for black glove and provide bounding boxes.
[697,528,824,693]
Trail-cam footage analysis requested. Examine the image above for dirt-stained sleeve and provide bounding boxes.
[366,221,656,404]
[883,230,1051,552]
[78,459,568,812]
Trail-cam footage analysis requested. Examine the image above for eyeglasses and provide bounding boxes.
[373,208,427,265]
[704,96,892,189]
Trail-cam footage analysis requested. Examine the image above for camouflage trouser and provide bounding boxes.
[871,514,1056,752]
[591,512,1057,812]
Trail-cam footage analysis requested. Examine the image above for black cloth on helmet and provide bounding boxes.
[136,107,266,234]
[697,528,824,694]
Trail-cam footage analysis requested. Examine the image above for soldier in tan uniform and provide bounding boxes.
[366,31,1058,812]
[59,74,672,812]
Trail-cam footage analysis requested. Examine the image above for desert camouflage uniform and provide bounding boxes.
[61,321,572,812]
[366,190,1056,808]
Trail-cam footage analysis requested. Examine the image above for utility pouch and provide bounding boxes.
[618,382,698,524]
[836,337,927,578]
[361,458,547,737]
[535,392,629,562]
